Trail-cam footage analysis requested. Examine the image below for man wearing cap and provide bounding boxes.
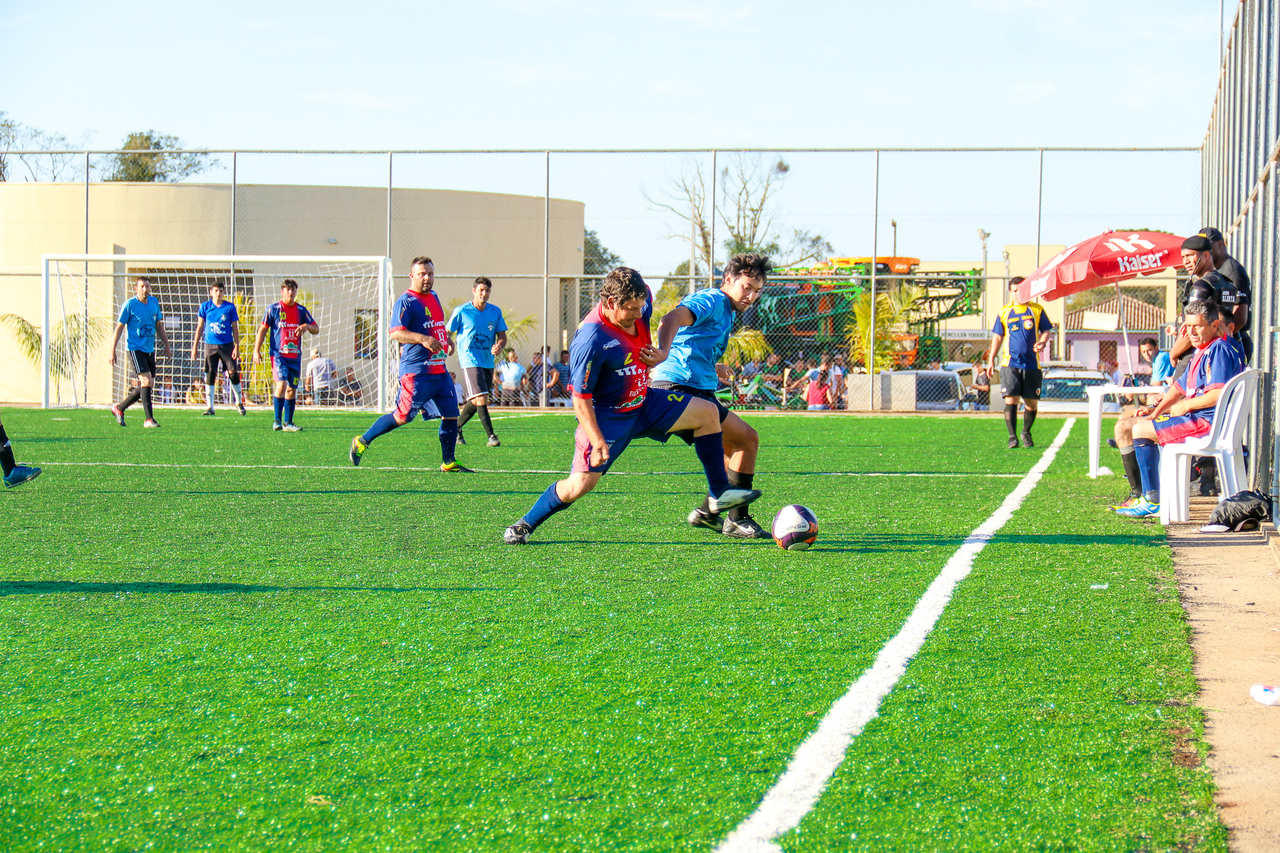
[1171,235,1245,374]
[1198,226,1252,361]
[985,275,1053,449]
[305,346,338,406]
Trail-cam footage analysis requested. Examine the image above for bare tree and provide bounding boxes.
[0,112,79,182]
[648,154,833,272]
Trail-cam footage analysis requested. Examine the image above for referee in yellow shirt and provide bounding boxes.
[985,276,1054,448]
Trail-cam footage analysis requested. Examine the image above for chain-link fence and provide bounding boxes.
[1201,0,1278,497]
[0,146,1200,410]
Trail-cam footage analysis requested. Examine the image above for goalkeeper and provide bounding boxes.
[191,280,246,415]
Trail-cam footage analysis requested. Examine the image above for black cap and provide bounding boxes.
[1198,226,1224,242]
[1181,235,1212,252]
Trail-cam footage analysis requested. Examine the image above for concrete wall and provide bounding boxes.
[0,182,585,404]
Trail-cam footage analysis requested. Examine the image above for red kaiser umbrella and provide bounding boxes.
[1017,230,1185,303]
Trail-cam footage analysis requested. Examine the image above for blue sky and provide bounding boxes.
[2,0,1225,270]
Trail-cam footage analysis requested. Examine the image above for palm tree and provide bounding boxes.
[1,312,112,404]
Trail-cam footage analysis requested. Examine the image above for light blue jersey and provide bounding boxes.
[1151,351,1174,384]
[447,302,507,369]
[118,296,163,353]
[650,288,734,391]
[198,299,239,345]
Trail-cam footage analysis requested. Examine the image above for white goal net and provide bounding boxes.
[41,254,393,411]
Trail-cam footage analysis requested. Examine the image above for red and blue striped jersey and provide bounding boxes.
[568,298,653,415]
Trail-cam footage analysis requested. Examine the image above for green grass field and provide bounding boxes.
[0,407,1225,851]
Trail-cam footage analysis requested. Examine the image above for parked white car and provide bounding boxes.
[1035,367,1122,414]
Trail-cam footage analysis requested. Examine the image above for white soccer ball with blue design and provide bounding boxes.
[771,504,818,550]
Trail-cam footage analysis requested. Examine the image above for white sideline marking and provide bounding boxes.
[31,461,1023,479]
[717,418,1075,853]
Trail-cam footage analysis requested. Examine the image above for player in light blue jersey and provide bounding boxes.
[191,280,246,416]
[651,253,769,538]
[447,276,508,447]
[0,414,40,488]
[108,276,171,428]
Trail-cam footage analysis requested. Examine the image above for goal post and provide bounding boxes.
[40,254,394,411]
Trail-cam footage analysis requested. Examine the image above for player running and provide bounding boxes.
[191,280,246,416]
[0,414,40,489]
[253,279,318,431]
[448,276,508,447]
[349,256,471,472]
[986,276,1053,448]
[108,275,171,428]
[651,252,769,538]
[503,266,761,545]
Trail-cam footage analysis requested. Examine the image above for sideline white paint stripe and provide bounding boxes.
[32,461,1023,479]
[717,418,1075,853]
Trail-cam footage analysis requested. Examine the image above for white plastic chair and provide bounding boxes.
[1158,368,1261,524]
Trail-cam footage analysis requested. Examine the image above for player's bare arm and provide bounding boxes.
[252,325,268,362]
[191,319,205,360]
[492,330,507,356]
[654,306,695,365]
[230,322,239,360]
[985,333,1003,372]
[156,321,171,359]
[108,323,124,366]
[389,328,438,350]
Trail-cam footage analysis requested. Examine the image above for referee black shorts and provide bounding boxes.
[999,366,1042,400]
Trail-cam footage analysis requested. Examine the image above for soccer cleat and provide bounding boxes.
[111,405,126,427]
[456,431,467,445]
[238,403,247,416]
[3,465,41,489]
[272,422,283,431]
[282,424,302,432]
[1021,431,1034,448]
[1007,436,1019,449]
[487,435,501,447]
[142,419,161,428]
[1109,495,1142,511]
[687,507,722,531]
[722,514,769,539]
[349,436,367,466]
[440,461,474,473]
[503,521,533,544]
[1115,498,1160,518]
[202,408,215,416]
[707,488,762,514]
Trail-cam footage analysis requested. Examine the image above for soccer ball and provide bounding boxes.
[771,504,818,550]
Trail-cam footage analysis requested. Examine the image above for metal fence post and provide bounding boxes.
[868,150,880,411]
[542,150,550,407]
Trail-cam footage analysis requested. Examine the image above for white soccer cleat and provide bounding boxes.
[707,488,761,514]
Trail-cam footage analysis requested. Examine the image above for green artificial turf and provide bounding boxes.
[0,408,1225,851]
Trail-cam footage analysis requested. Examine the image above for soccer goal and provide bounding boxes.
[40,254,394,411]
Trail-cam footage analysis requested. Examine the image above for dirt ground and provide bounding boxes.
[1170,496,1280,852]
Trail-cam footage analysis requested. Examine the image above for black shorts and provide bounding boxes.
[460,366,494,401]
[999,366,1042,400]
[128,350,157,377]
[650,381,729,422]
[203,344,239,384]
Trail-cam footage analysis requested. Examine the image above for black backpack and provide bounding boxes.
[1203,490,1272,533]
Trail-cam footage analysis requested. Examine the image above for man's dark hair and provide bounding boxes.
[1009,276,1026,287]
[281,278,298,290]
[1184,299,1220,324]
[411,255,434,269]
[474,276,492,288]
[600,266,648,305]
[135,275,152,286]
[210,280,226,291]
[1138,337,1158,348]
[724,252,771,281]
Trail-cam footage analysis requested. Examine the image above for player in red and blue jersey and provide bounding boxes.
[1113,299,1245,518]
[349,256,470,472]
[253,279,318,431]
[503,266,761,544]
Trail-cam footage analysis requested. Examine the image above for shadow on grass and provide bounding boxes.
[0,581,500,596]
[813,532,1162,553]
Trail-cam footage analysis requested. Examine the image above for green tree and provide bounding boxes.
[106,131,211,182]
[584,228,622,275]
[0,112,77,182]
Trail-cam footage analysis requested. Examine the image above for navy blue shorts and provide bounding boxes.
[272,356,301,389]
[572,390,693,474]
[394,371,459,424]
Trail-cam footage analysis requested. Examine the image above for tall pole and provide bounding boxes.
[709,149,718,288]
[542,150,550,407]
[891,219,897,258]
[385,151,393,260]
[868,150,880,411]
[1035,148,1044,266]
[978,228,990,334]
[83,152,90,404]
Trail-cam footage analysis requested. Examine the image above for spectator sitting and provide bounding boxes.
[496,348,527,406]
[971,362,991,409]
[157,377,175,405]
[548,348,572,406]
[759,352,785,394]
[305,347,338,405]
[522,349,556,406]
[185,380,205,406]
[338,367,363,406]
[805,362,833,410]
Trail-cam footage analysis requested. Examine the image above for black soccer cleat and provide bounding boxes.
[456,431,467,445]
[487,435,501,447]
[202,408,215,416]
[722,514,769,539]
[440,461,474,473]
[111,404,126,427]
[687,507,722,531]
[1007,436,1019,449]
[504,521,533,544]
[1021,431,1034,448]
